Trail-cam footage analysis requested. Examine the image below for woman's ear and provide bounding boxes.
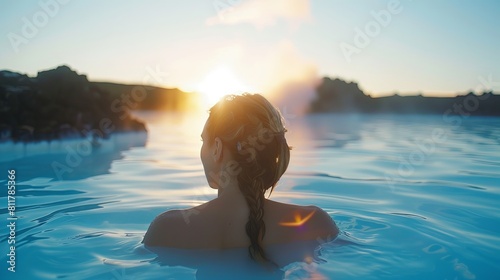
[212,137,223,162]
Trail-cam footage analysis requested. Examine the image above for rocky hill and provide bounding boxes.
[0,66,149,143]
[310,77,500,116]
[92,81,194,111]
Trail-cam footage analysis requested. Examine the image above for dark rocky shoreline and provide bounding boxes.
[2,65,498,144]
[310,77,500,116]
[0,66,147,143]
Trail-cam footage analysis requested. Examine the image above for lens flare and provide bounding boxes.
[279,210,316,227]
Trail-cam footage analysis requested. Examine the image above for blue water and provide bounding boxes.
[1,112,499,279]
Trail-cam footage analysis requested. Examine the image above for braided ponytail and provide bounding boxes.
[240,176,267,261]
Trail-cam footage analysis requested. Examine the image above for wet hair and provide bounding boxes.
[206,93,291,262]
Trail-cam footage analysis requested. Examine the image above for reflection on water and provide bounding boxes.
[145,238,347,280]
[148,247,286,280]
[0,132,147,181]
[0,112,499,279]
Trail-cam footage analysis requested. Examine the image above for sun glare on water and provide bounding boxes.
[197,66,251,107]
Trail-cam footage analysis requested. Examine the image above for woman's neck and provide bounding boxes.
[217,181,248,206]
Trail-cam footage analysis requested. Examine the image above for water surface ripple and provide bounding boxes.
[0,113,499,279]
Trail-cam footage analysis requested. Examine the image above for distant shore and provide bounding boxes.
[2,66,499,143]
[0,66,150,143]
[309,77,500,116]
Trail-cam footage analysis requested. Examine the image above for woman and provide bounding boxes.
[143,93,339,263]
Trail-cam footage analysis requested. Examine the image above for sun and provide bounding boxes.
[197,66,251,107]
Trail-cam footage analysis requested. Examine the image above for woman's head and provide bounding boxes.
[200,93,291,262]
[201,93,290,192]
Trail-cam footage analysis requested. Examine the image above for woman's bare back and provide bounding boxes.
[143,198,338,249]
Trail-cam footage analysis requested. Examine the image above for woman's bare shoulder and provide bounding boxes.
[265,200,339,243]
[266,199,331,217]
[143,209,192,247]
[142,200,217,247]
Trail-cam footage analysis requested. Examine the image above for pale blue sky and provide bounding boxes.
[1,0,499,97]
